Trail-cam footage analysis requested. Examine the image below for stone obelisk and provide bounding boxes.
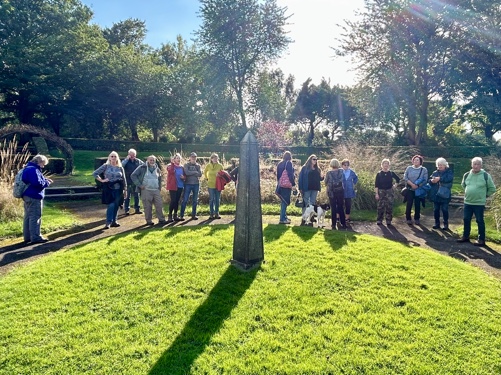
[231,131,264,270]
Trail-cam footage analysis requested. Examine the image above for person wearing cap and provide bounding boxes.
[180,152,202,220]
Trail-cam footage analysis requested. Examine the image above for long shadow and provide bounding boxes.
[290,225,319,241]
[148,265,259,375]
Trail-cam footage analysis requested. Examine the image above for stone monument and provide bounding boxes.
[231,131,264,270]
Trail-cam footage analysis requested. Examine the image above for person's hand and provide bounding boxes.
[47,178,53,184]
[375,193,379,200]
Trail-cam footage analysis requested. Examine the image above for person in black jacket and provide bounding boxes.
[428,157,454,230]
[374,159,400,226]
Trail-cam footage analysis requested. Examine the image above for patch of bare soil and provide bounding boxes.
[1,202,500,279]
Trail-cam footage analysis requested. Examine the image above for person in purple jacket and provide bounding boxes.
[21,154,53,244]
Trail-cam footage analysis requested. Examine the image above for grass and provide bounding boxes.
[0,224,500,374]
[0,202,84,240]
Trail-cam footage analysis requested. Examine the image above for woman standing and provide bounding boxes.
[298,154,324,225]
[325,158,346,229]
[374,159,400,226]
[429,157,454,230]
[403,155,428,225]
[166,153,186,223]
[204,153,224,219]
[93,151,127,229]
[341,159,358,223]
[276,151,296,224]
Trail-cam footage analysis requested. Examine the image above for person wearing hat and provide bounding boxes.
[180,152,202,220]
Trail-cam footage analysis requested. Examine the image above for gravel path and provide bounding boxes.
[1,202,500,279]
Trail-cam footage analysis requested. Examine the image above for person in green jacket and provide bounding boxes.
[457,157,496,246]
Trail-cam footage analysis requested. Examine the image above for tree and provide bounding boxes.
[336,0,488,145]
[103,19,148,52]
[196,0,291,133]
[0,0,106,134]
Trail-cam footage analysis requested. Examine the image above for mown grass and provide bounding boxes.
[1,225,500,374]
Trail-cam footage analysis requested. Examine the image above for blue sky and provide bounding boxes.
[80,0,365,86]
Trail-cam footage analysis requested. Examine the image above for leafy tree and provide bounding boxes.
[256,120,290,153]
[196,0,291,133]
[0,0,105,134]
[103,19,148,52]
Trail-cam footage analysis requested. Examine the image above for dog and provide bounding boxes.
[302,204,331,228]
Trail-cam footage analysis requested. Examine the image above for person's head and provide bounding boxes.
[329,158,340,169]
[282,151,292,162]
[412,155,423,166]
[305,154,318,169]
[189,152,197,163]
[436,157,449,171]
[147,155,157,166]
[341,159,350,169]
[471,157,483,172]
[107,151,121,166]
[381,159,390,170]
[31,154,49,168]
[128,148,137,160]
[210,153,219,163]
[171,153,181,165]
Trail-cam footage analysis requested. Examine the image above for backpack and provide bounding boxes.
[327,170,344,198]
[13,168,28,198]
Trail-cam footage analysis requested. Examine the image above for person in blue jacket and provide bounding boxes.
[22,154,52,244]
[428,157,454,230]
[341,159,359,223]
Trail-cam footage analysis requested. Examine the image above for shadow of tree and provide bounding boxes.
[148,265,259,375]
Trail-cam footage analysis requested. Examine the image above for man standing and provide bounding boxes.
[22,154,52,244]
[131,155,166,225]
[180,152,202,220]
[122,148,143,215]
[457,157,496,246]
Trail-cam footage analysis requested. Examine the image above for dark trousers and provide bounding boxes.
[433,201,449,225]
[462,204,485,240]
[344,198,352,215]
[329,194,345,227]
[169,188,183,218]
[405,191,421,221]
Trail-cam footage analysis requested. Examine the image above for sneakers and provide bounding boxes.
[125,211,130,216]
[457,237,470,243]
[442,225,449,230]
[191,215,199,220]
[175,217,185,221]
[167,218,174,223]
[386,221,392,226]
[406,220,413,225]
[32,238,49,244]
[432,224,440,229]
[214,215,221,219]
[474,240,486,247]
[376,221,382,225]
[104,224,110,229]
[135,210,143,214]
[146,221,154,226]
[414,220,420,225]
[279,219,291,224]
[110,222,120,227]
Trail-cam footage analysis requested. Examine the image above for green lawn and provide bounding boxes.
[1,225,500,374]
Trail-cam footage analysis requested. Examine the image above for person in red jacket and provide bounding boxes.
[166,153,186,223]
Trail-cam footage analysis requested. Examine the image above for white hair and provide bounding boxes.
[472,157,483,165]
[436,157,449,168]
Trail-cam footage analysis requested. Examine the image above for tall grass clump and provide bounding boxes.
[481,155,501,232]
[0,138,31,221]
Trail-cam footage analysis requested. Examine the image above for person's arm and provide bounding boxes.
[391,171,400,184]
[92,164,107,181]
[130,165,143,188]
[352,170,358,185]
[487,174,496,197]
[374,173,380,198]
[122,158,129,167]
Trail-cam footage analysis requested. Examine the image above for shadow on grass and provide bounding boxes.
[290,225,319,241]
[263,223,289,242]
[148,265,259,375]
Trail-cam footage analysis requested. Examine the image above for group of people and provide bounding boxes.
[276,152,496,246]
[19,150,496,248]
[91,149,229,228]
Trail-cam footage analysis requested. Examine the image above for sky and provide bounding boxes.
[80,0,365,87]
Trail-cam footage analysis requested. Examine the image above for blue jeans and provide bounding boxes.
[463,204,485,240]
[124,184,140,212]
[302,190,318,214]
[180,184,199,217]
[208,188,221,215]
[106,189,122,224]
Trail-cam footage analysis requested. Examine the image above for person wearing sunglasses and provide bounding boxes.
[93,151,127,229]
[298,154,324,225]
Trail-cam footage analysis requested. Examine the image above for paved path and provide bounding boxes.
[1,204,500,279]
